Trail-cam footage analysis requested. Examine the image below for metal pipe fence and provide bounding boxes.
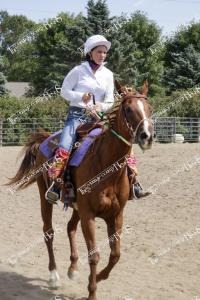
[0,117,200,146]
[154,117,200,142]
[0,118,65,146]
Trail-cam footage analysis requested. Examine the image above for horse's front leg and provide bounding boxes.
[96,212,123,283]
[80,214,100,300]
[67,208,80,279]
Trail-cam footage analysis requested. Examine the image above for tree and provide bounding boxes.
[85,0,112,36]
[106,16,139,85]
[0,55,7,96]
[163,22,200,93]
[29,0,114,94]
[164,22,200,65]
[0,11,36,81]
[0,13,7,96]
[163,45,200,92]
[107,12,165,95]
[28,12,87,95]
[2,2,166,97]
[124,12,164,94]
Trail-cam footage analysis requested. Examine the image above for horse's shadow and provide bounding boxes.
[0,271,87,300]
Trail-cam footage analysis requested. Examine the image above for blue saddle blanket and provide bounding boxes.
[39,128,102,167]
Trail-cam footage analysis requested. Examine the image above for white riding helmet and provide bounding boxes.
[84,35,111,55]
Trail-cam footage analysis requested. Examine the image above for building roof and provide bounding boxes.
[5,82,30,98]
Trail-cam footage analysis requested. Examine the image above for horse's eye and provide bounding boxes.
[127,107,132,113]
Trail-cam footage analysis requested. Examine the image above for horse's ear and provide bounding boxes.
[114,80,127,95]
[140,80,149,96]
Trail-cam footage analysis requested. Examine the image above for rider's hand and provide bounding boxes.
[93,103,102,112]
[82,92,92,104]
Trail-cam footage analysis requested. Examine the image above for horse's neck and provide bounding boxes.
[94,105,132,166]
[113,105,131,142]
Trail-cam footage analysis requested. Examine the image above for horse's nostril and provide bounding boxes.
[140,132,148,139]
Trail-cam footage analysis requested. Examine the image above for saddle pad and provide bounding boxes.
[69,128,102,167]
[39,128,102,166]
[39,130,62,158]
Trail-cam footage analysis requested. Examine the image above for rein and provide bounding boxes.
[110,128,132,146]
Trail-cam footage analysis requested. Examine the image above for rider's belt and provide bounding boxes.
[69,106,86,114]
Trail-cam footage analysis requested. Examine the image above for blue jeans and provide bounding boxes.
[59,107,92,152]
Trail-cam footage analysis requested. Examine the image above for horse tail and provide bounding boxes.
[7,128,50,190]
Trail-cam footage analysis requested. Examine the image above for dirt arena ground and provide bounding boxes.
[0,142,200,300]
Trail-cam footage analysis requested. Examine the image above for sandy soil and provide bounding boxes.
[0,142,200,300]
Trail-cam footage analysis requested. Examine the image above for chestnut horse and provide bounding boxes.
[8,81,154,300]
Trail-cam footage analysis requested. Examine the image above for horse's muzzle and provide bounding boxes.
[138,130,155,150]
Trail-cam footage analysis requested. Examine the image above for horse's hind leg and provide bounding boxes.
[67,208,80,279]
[37,175,60,288]
[96,212,123,283]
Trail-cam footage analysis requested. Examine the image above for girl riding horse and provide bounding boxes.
[47,34,150,201]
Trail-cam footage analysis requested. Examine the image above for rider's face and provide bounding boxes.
[90,46,107,64]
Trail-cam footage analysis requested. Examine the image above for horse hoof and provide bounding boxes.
[49,270,61,288]
[67,268,79,280]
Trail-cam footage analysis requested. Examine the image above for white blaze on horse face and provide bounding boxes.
[137,100,151,139]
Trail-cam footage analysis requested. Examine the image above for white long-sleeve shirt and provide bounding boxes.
[61,61,114,112]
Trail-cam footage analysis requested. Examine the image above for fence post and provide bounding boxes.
[173,117,176,135]
[0,118,3,147]
[198,118,200,142]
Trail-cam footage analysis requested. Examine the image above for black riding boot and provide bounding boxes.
[133,182,152,199]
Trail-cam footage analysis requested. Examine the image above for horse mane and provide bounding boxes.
[104,96,122,127]
[104,86,137,127]
[86,87,137,156]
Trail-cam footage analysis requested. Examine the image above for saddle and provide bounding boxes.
[47,120,107,154]
[76,120,106,138]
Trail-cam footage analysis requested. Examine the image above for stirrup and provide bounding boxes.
[45,181,61,204]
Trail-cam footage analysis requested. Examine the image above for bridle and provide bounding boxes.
[111,93,150,147]
[88,92,151,147]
